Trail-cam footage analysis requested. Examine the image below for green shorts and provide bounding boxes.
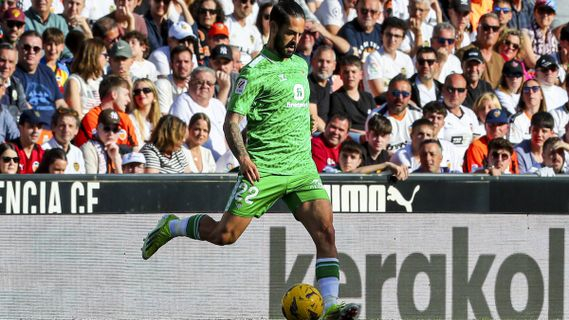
[224,173,329,218]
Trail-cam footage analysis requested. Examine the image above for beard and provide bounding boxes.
[275,33,296,58]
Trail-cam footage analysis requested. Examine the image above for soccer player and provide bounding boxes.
[141,1,360,319]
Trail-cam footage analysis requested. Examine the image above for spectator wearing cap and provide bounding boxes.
[0,76,19,143]
[208,44,236,106]
[107,39,134,84]
[461,47,493,109]
[81,108,124,173]
[509,79,547,144]
[430,22,463,83]
[1,7,26,46]
[205,22,230,60]
[13,31,68,129]
[24,0,69,43]
[225,0,262,65]
[534,54,568,111]
[148,21,198,77]
[9,110,46,173]
[154,45,193,114]
[439,74,478,157]
[144,0,174,52]
[74,75,139,149]
[364,17,415,97]
[122,151,145,173]
[41,107,85,173]
[124,31,159,82]
[102,0,149,38]
[409,46,442,109]
[522,0,558,59]
[463,108,519,173]
[170,66,227,160]
[0,43,29,122]
[514,111,555,174]
[495,60,524,115]
[456,13,504,88]
[550,78,569,137]
[477,137,516,176]
[509,0,534,30]
[446,0,473,49]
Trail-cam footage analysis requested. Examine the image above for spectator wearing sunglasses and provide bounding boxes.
[534,54,568,111]
[509,79,547,144]
[9,110,46,173]
[440,73,478,157]
[42,108,85,173]
[13,31,68,129]
[74,75,139,150]
[0,142,19,173]
[456,13,504,88]
[409,46,442,108]
[494,29,536,75]
[477,137,515,176]
[81,108,124,173]
[225,0,262,65]
[514,111,555,174]
[337,0,383,60]
[129,78,162,143]
[461,47,493,109]
[493,0,513,32]
[522,0,558,60]
[367,74,422,151]
[430,22,463,83]
[1,7,26,47]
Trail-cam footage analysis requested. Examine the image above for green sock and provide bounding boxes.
[186,214,205,240]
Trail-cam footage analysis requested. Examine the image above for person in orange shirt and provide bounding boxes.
[470,0,494,31]
[463,108,519,173]
[74,75,139,150]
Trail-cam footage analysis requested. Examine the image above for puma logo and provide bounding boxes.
[387,185,421,212]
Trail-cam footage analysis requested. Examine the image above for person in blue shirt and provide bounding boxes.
[515,111,555,174]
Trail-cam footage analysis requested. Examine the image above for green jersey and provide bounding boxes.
[228,48,316,175]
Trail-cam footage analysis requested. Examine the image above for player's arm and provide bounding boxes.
[223,111,260,183]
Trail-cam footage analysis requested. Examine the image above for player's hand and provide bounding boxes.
[239,156,260,184]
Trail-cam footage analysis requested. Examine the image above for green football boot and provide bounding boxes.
[321,302,361,320]
[141,214,179,260]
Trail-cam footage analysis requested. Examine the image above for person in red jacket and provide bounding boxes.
[311,114,350,172]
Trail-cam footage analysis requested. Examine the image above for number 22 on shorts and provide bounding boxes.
[233,181,259,207]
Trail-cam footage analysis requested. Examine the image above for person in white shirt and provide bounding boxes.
[155,45,193,114]
[315,0,357,35]
[367,75,422,151]
[170,66,227,160]
[41,108,85,174]
[430,22,462,82]
[364,17,415,97]
[125,31,158,82]
[400,0,441,55]
[440,73,478,157]
[534,54,568,111]
[182,112,217,173]
[225,0,263,65]
[550,79,569,137]
[509,79,548,144]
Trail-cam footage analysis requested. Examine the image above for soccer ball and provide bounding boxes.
[281,283,324,320]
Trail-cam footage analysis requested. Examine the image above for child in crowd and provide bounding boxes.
[41,28,70,93]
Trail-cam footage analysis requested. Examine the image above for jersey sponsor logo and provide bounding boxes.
[235,78,248,95]
[293,84,305,101]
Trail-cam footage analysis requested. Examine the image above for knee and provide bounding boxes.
[316,222,336,246]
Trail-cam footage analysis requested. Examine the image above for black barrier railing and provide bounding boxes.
[0,174,568,214]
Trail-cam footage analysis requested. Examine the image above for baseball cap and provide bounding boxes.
[535,0,556,12]
[463,47,484,64]
[207,22,229,38]
[486,109,509,124]
[211,44,233,61]
[19,110,47,126]
[4,7,25,23]
[502,60,523,77]
[109,40,132,59]
[122,152,146,165]
[536,54,558,70]
[448,0,470,13]
[169,21,196,40]
[98,109,120,126]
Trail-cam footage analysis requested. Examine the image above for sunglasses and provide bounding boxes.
[505,73,523,78]
[390,90,410,98]
[503,39,520,50]
[446,86,466,94]
[359,8,380,15]
[417,59,436,66]
[240,0,255,4]
[193,80,216,87]
[437,37,455,45]
[493,7,511,14]
[522,86,540,93]
[2,156,19,163]
[199,8,217,15]
[6,21,24,29]
[491,151,510,161]
[539,66,558,73]
[22,44,41,54]
[133,87,153,96]
[481,24,500,33]
[103,126,120,133]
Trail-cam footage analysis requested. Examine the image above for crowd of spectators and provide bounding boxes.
[0,0,567,177]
